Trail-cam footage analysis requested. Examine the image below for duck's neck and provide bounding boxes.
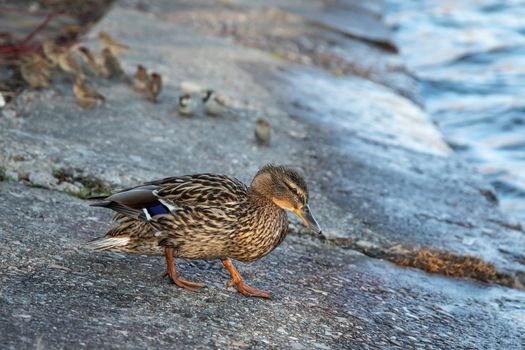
[248,188,278,208]
[231,189,289,262]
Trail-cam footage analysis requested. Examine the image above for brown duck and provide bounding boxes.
[89,165,321,299]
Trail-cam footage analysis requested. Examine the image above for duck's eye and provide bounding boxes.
[283,182,298,195]
[283,182,305,203]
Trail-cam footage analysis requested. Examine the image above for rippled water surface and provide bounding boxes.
[386,0,525,223]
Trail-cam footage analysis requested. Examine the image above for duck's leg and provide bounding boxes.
[221,258,271,299]
[164,247,206,291]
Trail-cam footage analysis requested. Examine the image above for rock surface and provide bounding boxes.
[1,0,524,349]
[1,182,524,349]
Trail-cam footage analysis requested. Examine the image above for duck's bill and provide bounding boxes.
[295,205,322,234]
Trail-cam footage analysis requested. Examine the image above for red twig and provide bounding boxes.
[0,9,59,61]
[0,43,39,55]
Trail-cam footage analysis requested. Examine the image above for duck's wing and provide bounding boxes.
[148,204,241,251]
[151,205,239,232]
[90,174,248,220]
[146,174,248,207]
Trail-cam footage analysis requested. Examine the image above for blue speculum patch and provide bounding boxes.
[147,203,170,217]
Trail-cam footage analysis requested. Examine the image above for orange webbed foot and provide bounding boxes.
[163,248,206,292]
[163,271,206,291]
[228,279,272,299]
[222,258,272,299]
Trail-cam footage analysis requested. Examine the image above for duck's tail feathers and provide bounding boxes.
[86,236,130,251]
[90,201,145,220]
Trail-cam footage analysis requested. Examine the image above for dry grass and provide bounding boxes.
[394,248,505,284]
[319,236,519,288]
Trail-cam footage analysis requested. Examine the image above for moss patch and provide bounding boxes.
[52,168,111,199]
[0,167,16,182]
[0,167,7,181]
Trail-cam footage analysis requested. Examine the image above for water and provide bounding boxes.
[386,0,525,224]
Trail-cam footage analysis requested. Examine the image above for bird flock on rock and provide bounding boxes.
[20,31,159,108]
[16,31,272,145]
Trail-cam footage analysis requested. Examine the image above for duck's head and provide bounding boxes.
[251,164,322,234]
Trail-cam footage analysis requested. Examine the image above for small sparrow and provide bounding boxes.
[73,76,105,109]
[78,46,103,76]
[178,93,199,116]
[20,53,51,88]
[32,51,51,69]
[101,48,124,78]
[255,118,271,145]
[133,65,148,92]
[99,31,130,56]
[42,39,60,67]
[58,48,84,77]
[146,72,162,102]
[202,89,228,116]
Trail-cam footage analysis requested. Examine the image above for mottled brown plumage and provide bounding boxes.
[19,53,51,88]
[89,165,321,298]
[101,48,124,78]
[203,89,227,116]
[42,40,60,67]
[255,118,271,145]
[57,48,84,77]
[133,64,148,92]
[146,72,162,102]
[73,76,105,108]
[78,46,104,76]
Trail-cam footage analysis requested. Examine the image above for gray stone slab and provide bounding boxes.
[0,182,523,349]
